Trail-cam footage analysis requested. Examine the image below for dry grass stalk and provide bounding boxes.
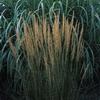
[23,22,34,57]
[76,25,84,62]
[9,38,16,58]
[52,15,61,50]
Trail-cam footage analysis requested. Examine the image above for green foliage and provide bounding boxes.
[0,0,100,100]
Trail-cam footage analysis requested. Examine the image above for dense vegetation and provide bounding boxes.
[0,0,100,100]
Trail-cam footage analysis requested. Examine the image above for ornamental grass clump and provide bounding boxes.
[8,13,86,100]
